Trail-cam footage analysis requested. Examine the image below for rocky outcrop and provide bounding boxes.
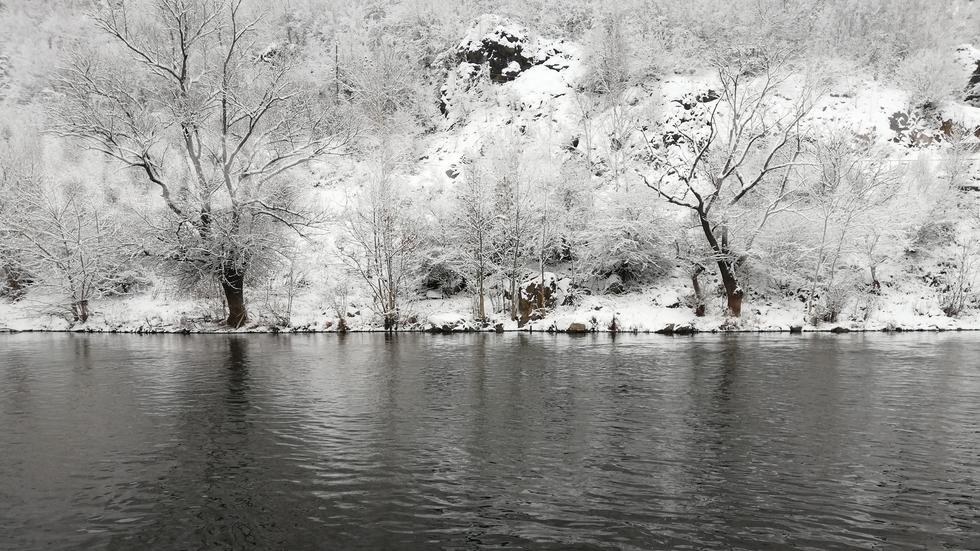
[458,17,533,83]
[957,45,980,107]
[888,110,980,148]
[511,272,573,327]
[439,14,579,121]
[967,61,980,106]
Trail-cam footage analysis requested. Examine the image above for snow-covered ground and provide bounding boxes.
[4,268,980,333]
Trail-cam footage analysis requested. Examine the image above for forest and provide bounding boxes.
[1,0,980,332]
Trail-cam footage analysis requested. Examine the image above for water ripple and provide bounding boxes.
[1,333,979,550]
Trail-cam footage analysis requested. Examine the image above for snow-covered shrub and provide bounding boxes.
[573,217,671,289]
[912,220,956,252]
[893,48,963,110]
[936,241,979,317]
[0,266,32,300]
[420,255,466,297]
[820,287,851,324]
[1,170,138,323]
[99,270,152,297]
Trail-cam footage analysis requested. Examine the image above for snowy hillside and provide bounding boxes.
[3,2,980,333]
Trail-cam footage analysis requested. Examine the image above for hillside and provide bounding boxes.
[2,1,980,333]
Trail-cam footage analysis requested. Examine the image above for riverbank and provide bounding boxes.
[3,281,979,334]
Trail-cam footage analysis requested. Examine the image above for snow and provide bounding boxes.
[6,277,980,334]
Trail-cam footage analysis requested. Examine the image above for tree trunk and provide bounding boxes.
[509,275,517,321]
[699,214,743,317]
[807,216,831,319]
[477,271,486,322]
[723,273,743,317]
[71,300,89,323]
[691,266,706,317]
[222,267,247,328]
[538,265,545,309]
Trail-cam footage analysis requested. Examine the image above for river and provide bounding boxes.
[1,332,978,550]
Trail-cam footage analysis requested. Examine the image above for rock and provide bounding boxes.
[567,322,588,333]
[516,273,572,326]
[456,15,534,83]
[829,326,851,334]
[426,312,469,333]
[603,274,625,295]
[673,324,696,335]
[962,44,980,106]
[657,323,696,335]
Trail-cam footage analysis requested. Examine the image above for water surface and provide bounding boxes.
[1,332,978,550]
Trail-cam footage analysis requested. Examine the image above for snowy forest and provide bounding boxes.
[2,0,980,333]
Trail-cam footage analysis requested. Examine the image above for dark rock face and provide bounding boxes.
[440,15,576,121]
[462,29,533,83]
[966,61,980,107]
[452,16,554,85]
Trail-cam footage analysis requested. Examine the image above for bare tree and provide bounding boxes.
[0,146,136,322]
[799,130,897,321]
[448,162,499,322]
[581,11,642,184]
[643,49,818,316]
[490,143,538,321]
[53,0,355,327]
[338,39,425,330]
[341,168,425,330]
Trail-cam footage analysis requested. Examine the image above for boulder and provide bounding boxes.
[656,323,697,335]
[673,324,697,335]
[426,312,470,333]
[514,272,573,327]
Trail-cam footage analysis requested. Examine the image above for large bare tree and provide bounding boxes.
[643,50,818,316]
[54,0,354,326]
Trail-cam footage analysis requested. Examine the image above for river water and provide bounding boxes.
[0,332,978,550]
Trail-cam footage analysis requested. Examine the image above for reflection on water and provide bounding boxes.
[1,333,979,550]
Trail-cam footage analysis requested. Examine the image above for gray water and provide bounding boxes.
[1,333,978,550]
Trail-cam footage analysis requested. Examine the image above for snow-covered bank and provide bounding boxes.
[3,280,980,334]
